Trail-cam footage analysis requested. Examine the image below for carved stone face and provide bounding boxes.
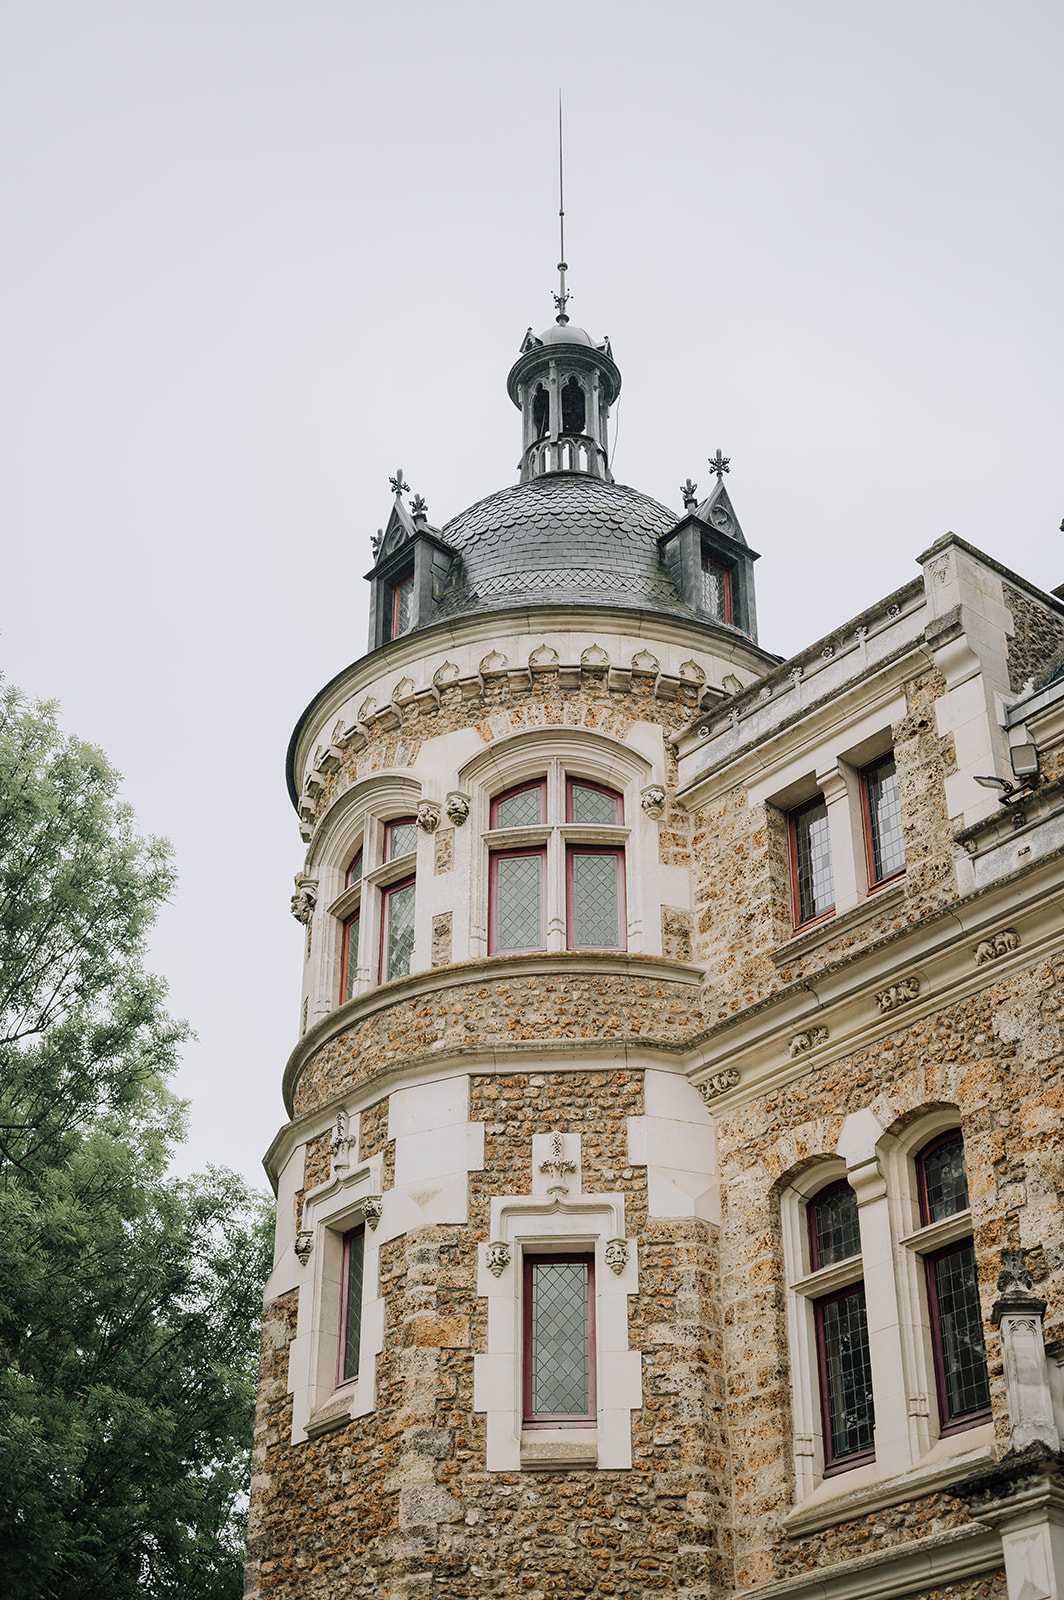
[417,801,441,833]
[640,785,667,819]
[604,1239,629,1274]
[445,793,470,826]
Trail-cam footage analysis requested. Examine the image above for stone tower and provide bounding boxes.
[247,289,1064,1600]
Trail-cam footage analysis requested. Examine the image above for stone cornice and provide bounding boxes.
[281,950,704,1117]
[736,1523,1001,1600]
[781,1433,995,1537]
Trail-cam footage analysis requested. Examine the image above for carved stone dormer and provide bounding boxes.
[658,476,760,641]
[365,481,456,653]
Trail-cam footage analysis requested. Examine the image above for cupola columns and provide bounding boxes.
[507,324,621,484]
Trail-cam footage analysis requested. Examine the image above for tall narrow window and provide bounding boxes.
[917,1133,990,1433]
[523,1254,596,1426]
[385,817,418,861]
[389,572,414,640]
[340,910,360,1004]
[532,384,549,438]
[345,848,363,889]
[701,551,733,623]
[491,780,546,829]
[566,847,625,950]
[790,796,834,928]
[561,376,586,435]
[490,848,545,954]
[380,875,416,983]
[337,1225,365,1385]
[862,754,905,886]
[807,1179,874,1472]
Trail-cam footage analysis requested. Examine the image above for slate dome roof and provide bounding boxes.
[432,473,688,621]
[537,321,596,346]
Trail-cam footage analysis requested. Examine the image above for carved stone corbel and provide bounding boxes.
[604,1238,629,1274]
[294,1230,314,1265]
[640,785,667,820]
[290,876,318,925]
[485,1241,511,1277]
[362,1196,383,1230]
[992,1248,1058,1452]
[417,800,441,833]
[445,792,471,826]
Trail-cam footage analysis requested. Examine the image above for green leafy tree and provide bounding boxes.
[0,680,273,1599]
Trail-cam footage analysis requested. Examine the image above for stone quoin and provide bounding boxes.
[245,274,1064,1600]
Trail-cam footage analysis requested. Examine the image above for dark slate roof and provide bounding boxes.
[430,473,689,622]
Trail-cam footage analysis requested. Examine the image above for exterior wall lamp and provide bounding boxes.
[974,744,1041,804]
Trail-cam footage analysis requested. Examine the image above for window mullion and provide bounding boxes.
[546,828,565,950]
[851,1161,914,1478]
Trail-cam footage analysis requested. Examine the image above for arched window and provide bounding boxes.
[561,375,586,434]
[486,773,626,955]
[532,384,550,438]
[916,1132,990,1433]
[807,1180,874,1473]
[345,849,363,890]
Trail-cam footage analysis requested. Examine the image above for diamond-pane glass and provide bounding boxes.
[495,854,543,951]
[865,756,905,882]
[702,557,728,619]
[931,1243,990,1421]
[343,913,359,1003]
[818,1286,875,1463]
[341,1228,365,1382]
[812,1183,860,1269]
[922,1137,970,1223]
[393,576,413,637]
[570,852,620,948]
[387,820,418,860]
[345,849,363,889]
[385,881,415,981]
[569,782,620,824]
[794,799,834,924]
[530,1260,590,1417]
[495,784,544,828]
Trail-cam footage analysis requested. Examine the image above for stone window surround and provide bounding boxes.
[781,1106,993,1523]
[287,1134,388,1444]
[761,720,903,932]
[473,1131,641,1474]
[458,728,657,961]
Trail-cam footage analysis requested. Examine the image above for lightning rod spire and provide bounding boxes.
[554,92,570,324]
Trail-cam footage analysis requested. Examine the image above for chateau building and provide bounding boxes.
[246,288,1064,1600]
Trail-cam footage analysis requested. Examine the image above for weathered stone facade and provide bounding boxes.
[249,318,1064,1599]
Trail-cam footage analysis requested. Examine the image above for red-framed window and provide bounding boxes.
[565,777,623,825]
[808,1180,861,1273]
[915,1132,990,1434]
[385,570,414,642]
[379,874,416,984]
[345,848,363,890]
[701,549,733,623]
[814,1282,875,1473]
[337,1224,366,1385]
[340,909,360,1004]
[523,1253,596,1427]
[790,796,834,929]
[384,816,418,861]
[566,845,626,950]
[861,753,905,888]
[489,846,546,954]
[490,779,546,829]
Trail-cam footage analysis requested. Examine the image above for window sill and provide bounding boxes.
[783,1423,994,1535]
[304,1386,358,1439]
[772,880,907,967]
[899,1209,973,1253]
[520,1429,598,1472]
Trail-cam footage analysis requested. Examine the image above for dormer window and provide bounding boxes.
[561,376,586,435]
[701,549,733,623]
[386,571,414,642]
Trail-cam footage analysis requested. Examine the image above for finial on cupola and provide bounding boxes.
[388,468,410,497]
[709,449,731,481]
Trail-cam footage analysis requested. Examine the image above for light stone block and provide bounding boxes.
[384,1169,473,1236]
[644,1068,711,1123]
[393,1119,484,1186]
[389,1073,469,1139]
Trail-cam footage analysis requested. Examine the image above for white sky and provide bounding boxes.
[2,1,1061,1192]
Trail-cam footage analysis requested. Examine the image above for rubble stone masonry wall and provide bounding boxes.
[716,950,1064,1589]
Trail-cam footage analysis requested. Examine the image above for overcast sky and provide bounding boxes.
[2,1,1061,1192]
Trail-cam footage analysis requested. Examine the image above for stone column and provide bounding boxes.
[993,1250,1060,1453]
[817,763,862,916]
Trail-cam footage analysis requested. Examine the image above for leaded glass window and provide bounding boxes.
[701,554,731,621]
[524,1255,594,1422]
[567,779,622,825]
[382,878,415,982]
[927,1242,991,1427]
[492,781,545,829]
[339,1226,365,1383]
[491,850,544,952]
[341,911,359,1004]
[809,1181,861,1270]
[919,1134,970,1223]
[864,754,905,884]
[392,574,414,638]
[567,848,623,950]
[816,1285,875,1469]
[385,818,418,861]
[792,797,834,926]
[345,848,363,889]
